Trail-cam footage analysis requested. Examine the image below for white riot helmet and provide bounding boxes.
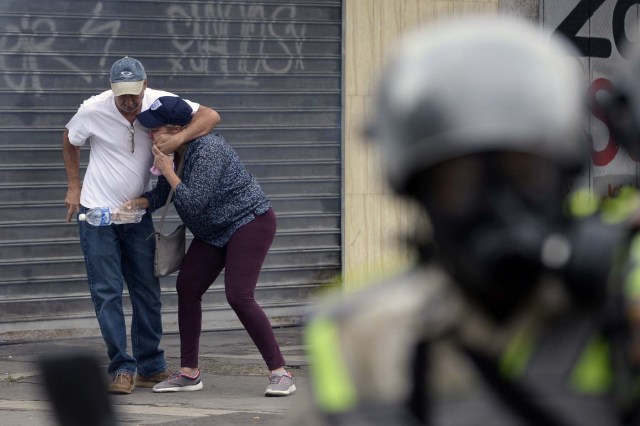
[369,16,589,194]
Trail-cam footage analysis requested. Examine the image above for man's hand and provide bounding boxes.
[154,131,186,154]
[65,187,80,222]
[154,105,220,154]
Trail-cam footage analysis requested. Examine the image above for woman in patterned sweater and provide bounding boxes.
[126,96,295,396]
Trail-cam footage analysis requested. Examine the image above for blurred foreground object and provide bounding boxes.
[303,16,640,426]
[602,42,640,161]
[40,353,116,426]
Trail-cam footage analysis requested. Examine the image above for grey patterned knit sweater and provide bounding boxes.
[143,133,271,247]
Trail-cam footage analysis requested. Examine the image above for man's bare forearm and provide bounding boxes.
[179,105,220,143]
[63,130,81,188]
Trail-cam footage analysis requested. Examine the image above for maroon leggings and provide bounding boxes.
[175,208,285,371]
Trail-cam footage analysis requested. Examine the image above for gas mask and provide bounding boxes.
[412,152,627,323]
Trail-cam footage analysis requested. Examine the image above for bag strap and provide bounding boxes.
[157,152,186,233]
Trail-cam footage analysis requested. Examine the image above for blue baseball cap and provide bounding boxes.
[137,96,194,129]
[110,56,146,96]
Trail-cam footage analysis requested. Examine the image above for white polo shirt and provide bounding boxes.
[66,88,199,209]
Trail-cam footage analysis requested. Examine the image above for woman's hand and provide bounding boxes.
[152,144,176,176]
[120,197,148,210]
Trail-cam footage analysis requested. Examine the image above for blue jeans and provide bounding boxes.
[78,206,166,377]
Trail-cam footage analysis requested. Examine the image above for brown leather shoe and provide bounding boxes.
[108,372,135,394]
[135,370,172,388]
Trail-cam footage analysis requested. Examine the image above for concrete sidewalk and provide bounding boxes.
[0,326,310,425]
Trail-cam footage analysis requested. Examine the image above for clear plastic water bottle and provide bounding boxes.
[78,207,144,226]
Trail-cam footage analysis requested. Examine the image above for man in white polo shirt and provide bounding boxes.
[62,56,219,395]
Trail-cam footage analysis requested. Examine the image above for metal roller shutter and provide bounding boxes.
[0,0,342,340]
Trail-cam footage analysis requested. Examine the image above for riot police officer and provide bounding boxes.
[303,16,640,426]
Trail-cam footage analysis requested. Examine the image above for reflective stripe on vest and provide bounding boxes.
[499,326,536,379]
[500,323,611,394]
[569,335,612,394]
[601,187,640,224]
[305,317,358,413]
